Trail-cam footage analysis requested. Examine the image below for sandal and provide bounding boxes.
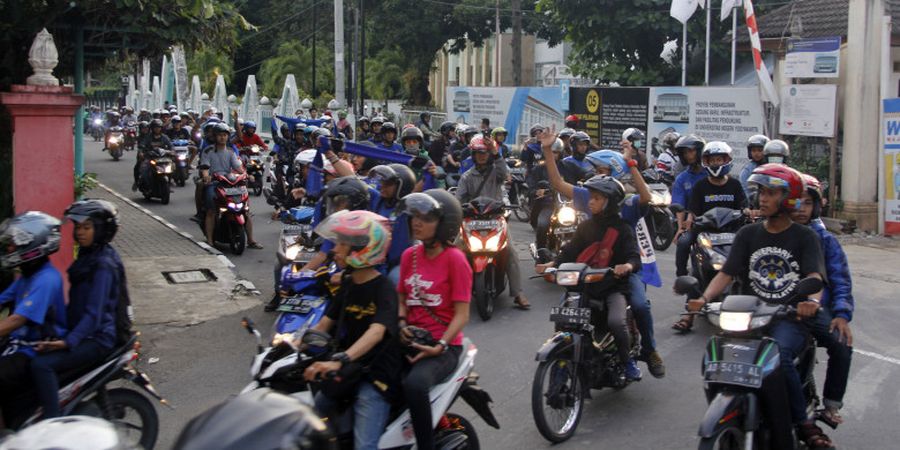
[513,295,531,310]
[671,316,693,333]
[248,242,264,249]
[816,407,844,430]
[798,422,836,449]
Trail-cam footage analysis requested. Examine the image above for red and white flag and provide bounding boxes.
[743,0,779,105]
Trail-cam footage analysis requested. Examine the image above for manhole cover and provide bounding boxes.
[162,269,218,284]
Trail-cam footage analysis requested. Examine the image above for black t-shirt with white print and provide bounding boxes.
[688,177,747,217]
[722,222,825,304]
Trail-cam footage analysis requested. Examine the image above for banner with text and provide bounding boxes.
[446,86,565,146]
[882,99,900,235]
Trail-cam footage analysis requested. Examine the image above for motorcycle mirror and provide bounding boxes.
[241,317,257,335]
[673,276,700,296]
[794,277,824,298]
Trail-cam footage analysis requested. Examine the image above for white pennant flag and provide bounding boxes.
[670,0,703,24]
[721,0,740,21]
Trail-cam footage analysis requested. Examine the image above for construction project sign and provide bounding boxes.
[882,99,900,235]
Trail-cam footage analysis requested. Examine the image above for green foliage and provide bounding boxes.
[257,41,334,100]
[364,49,406,102]
[187,48,235,94]
[75,172,99,199]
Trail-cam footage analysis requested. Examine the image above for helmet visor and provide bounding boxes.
[747,173,788,190]
[325,194,353,216]
[400,193,441,221]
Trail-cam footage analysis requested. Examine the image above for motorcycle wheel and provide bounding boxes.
[111,149,121,161]
[473,271,493,321]
[176,168,187,187]
[160,181,170,205]
[532,357,583,443]
[230,221,246,255]
[650,210,675,251]
[697,425,744,450]
[253,177,263,196]
[94,388,159,450]
[514,190,530,223]
[443,413,480,450]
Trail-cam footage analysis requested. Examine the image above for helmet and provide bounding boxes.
[312,127,332,141]
[763,139,790,164]
[323,176,371,215]
[468,134,488,153]
[0,211,62,269]
[490,126,508,138]
[149,119,163,129]
[303,125,319,136]
[582,175,626,216]
[748,163,805,212]
[357,115,370,124]
[399,189,463,245]
[747,134,770,160]
[293,149,318,172]
[800,173,824,218]
[439,121,456,135]
[529,124,546,137]
[461,126,479,141]
[170,115,182,124]
[314,210,391,269]
[584,150,627,178]
[293,122,307,134]
[244,121,257,130]
[211,122,230,135]
[160,110,170,117]
[368,164,416,200]
[661,131,681,151]
[558,128,576,139]
[622,128,646,149]
[338,110,347,118]
[124,106,133,113]
[381,122,398,135]
[0,415,140,450]
[64,199,119,245]
[565,114,580,126]
[138,121,150,130]
[701,141,734,178]
[570,131,591,147]
[371,116,386,126]
[400,126,424,144]
[674,134,706,165]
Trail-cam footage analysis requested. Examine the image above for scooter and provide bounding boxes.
[90,117,104,141]
[139,148,173,205]
[106,126,125,161]
[689,207,747,303]
[123,122,137,151]
[642,169,677,251]
[461,197,509,321]
[198,172,250,254]
[507,158,531,222]
[242,145,265,196]
[171,139,192,187]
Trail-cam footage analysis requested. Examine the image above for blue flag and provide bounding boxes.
[312,137,437,191]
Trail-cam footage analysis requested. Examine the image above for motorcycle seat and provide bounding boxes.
[56,335,138,385]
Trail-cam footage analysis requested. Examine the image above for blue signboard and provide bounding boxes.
[784,36,841,78]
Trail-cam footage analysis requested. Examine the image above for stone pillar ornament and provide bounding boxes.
[26,28,60,86]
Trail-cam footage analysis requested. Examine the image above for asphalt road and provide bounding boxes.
[85,142,900,449]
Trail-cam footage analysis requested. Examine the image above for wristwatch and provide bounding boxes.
[438,339,449,353]
[331,352,351,366]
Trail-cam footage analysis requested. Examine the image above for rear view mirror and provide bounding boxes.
[673,276,700,296]
[794,277,823,298]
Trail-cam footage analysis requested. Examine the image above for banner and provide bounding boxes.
[784,36,841,79]
[882,99,900,235]
[779,84,837,137]
[445,87,565,146]
[568,87,650,148]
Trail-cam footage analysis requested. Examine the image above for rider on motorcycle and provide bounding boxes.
[399,127,440,187]
[792,173,854,429]
[29,200,125,420]
[534,175,644,381]
[235,121,269,152]
[557,128,576,157]
[621,128,649,172]
[335,110,353,138]
[165,115,192,141]
[428,120,457,167]
[0,212,67,430]
[763,139,790,165]
[563,131,595,172]
[377,122,403,153]
[367,164,417,286]
[356,116,372,141]
[655,131,683,182]
[133,119,173,191]
[303,210,402,450]
[198,123,263,249]
[444,124,473,173]
[686,163,834,449]
[299,177,373,273]
[121,106,136,124]
[739,134,769,197]
[491,127,511,159]
[103,111,122,146]
[369,116,385,145]
[671,134,708,276]
[455,135,530,310]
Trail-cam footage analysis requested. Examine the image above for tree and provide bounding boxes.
[187,48,235,94]
[364,49,406,102]
[257,41,334,100]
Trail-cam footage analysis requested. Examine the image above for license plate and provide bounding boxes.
[467,220,500,230]
[704,361,763,388]
[277,296,325,314]
[549,306,591,325]
[708,233,735,245]
[224,187,247,196]
[554,226,575,235]
[251,156,262,162]
[282,224,310,233]
[648,183,668,191]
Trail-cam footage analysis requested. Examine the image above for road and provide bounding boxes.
[84,142,900,449]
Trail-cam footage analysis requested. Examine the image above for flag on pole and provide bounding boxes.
[670,0,703,24]
[743,0,779,105]
[721,0,739,21]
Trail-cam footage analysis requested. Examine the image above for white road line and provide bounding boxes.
[854,349,900,366]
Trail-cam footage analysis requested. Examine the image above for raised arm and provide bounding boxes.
[537,127,575,199]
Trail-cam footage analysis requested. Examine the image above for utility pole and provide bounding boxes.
[359,0,366,113]
[511,0,522,86]
[495,0,500,86]
[334,0,345,108]
[351,4,359,116]
[312,10,317,98]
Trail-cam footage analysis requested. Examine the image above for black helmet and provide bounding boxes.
[529,124,546,137]
[399,189,463,245]
[622,128,646,149]
[64,199,119,245]
[420,111,431,120]
[661,131,681,151]
[381,122,398,135]
[582,175,626,217]
[149,119,164,129]
[400,126,424,144]
[763,139,789,164]
[0,211,62,269]
[558,128,576,139]
[324,176,371,215]
[369,164,416,200]
[138,121,150,130]
[439,121,456,135]
[747,134,770,161]
[674,134,706,166]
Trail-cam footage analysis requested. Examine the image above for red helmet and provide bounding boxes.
[800,173,825,216]
[565,114,580,124]
[747,164,806,212]
[468,134,488,152]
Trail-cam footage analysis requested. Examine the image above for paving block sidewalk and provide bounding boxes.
[92,186,258,328]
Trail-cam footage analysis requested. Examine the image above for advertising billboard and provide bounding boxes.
[445,86,565,146]
[784,36,841,79]
[882,99,900,235]
[779,84,837,137]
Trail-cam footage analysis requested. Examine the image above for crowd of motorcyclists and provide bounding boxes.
[2,98,857,449]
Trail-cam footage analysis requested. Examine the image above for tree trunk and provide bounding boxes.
[511,0,522,86]
[408,70,432,106]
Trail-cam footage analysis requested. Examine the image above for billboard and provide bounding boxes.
[882,99,900,235]
[569,87,650,148]
[784,36,841,79]
[779,84,837,137]
[446,86,565,146]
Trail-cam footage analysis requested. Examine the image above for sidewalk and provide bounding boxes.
[92,185,259,328]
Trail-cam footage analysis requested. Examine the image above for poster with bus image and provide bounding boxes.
[446,86,565,148]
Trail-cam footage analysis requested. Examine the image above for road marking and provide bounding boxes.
[854,349,900,366]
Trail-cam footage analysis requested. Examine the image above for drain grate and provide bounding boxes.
[162,269,218,284]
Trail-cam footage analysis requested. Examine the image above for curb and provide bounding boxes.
[97,182,259,295]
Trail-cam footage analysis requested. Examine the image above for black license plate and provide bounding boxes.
[224,187,247,196]
[549,306,591,325]
[704,361,763,388]
[277,296,325,314]
[554,226,575,235]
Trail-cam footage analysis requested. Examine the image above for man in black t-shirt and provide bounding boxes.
[684,164,835,449]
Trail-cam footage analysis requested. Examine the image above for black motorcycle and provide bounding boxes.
[690,207,747,301]
[674,276,827,450]
[544,192,583,256]
[139,148,173,205]
[530,250,640,443]
[642,169,677,251]
[507,159,530,222]
[242,145,265,196]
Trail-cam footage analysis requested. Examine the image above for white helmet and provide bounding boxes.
[0,416,138,450]
[701,141,734,178]
[294,149,318,167]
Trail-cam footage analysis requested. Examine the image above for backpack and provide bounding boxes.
[575,226,619,268]
[114,266,135,346]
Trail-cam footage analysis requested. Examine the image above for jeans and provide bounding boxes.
[769,320,810,424]
[806,308,852,409]
[403,346,461,450]
[505,235,523,298]
[628,274,656,354]
[314,381,391,450]
[30,340,110,418]
[675,230,694,277]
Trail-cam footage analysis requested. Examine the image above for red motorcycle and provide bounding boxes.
[461,196,509,321]
[201,172,251,255]
[123,121,137,151]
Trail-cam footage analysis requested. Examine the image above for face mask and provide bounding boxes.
[632,140,642,149]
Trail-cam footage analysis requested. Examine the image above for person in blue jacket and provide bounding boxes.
[377,122,403,153]
[30,200,125,420]
[562,132,595,173]
[367,164,416,286]
[739,134,769,198]
[0,212,68,429]
[792,174,854,428]
[671,134,708,276]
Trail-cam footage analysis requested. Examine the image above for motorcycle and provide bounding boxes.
[673,276,826,450]
[123,122,137,151]
[106,126,125,161]
[543,192,584,256]
[90,117,104,141]
[461,197,510,321]
[198,172,250,254]
[642,169,677,251]
[242,145,265,196]
[507,159,531,222]
[690,207,747,303]
[171,139,193,187]
[236,320,499,449]
[139,148,173,205]
[2,335,166,450]
[530,250,641,443]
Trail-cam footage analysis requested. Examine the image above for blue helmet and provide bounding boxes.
[584,150,627,179]
[243,120,257,130]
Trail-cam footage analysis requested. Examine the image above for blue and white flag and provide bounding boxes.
[634,217,663,287]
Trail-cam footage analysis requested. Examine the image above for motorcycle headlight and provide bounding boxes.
[710,252,727,271]
[93,118,102,125]
[163,165,173,173]
[285,244,301,260]
[557,206,576,226]
[555,271,580,286]
[698,234,713,249]
[719,311,752,332]
[177,154,186,160]
[484,234,501,251]
[650,191,671,206]
[110,136,121,143]
[271,333,293,346]
[467,235,483,252]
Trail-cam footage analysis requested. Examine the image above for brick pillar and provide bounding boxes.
[1,85,84,272]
